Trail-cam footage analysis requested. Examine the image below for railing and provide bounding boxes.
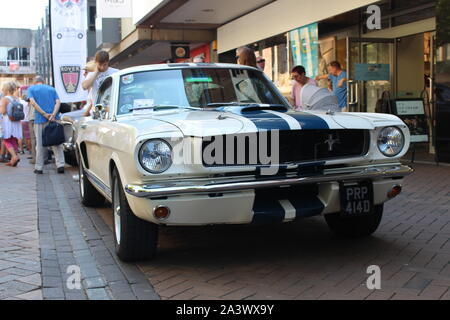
[0,60,35,74]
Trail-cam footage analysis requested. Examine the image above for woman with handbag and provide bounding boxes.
[0,82,22,167]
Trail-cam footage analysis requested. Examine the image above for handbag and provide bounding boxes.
[42,122,66,147]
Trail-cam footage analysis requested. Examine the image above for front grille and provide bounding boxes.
[202,130,369,166]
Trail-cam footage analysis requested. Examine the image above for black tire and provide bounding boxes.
[325,204,384,238]
[77,150,105,207]
[112,168,158,262]
[64,151,78,167]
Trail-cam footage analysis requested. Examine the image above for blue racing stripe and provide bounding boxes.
[252,193,285,224]
[288,196,324,219]
[216,107,291,131]
[286,111,329,130]
[241,110,291,131]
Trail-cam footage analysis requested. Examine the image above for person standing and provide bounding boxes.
[316,61,348,111]
[236,46,257,68]
[256,56,266,71]
[27,96,36,164]
[290,65,318,111]
[0,82,22,167]
[82,50,118,102]
[28,76,65,174]
[19,91,32,155]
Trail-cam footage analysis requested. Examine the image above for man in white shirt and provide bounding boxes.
[82,50,118,106]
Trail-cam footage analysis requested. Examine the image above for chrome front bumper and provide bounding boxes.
[125,164,413,199]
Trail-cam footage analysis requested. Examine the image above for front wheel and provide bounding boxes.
[112,168,158,262]
[325,204,384,238]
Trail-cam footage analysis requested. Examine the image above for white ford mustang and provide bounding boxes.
[75,63,413,261]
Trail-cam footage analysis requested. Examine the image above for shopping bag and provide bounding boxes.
[42,122,66,147]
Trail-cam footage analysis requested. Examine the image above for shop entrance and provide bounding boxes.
[346,37,395,113]
[347,32,437,162]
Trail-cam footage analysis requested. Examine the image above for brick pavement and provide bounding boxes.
[0,155,42,300]
[1,157,449,300]
[131,163,449,300]
[0,155,158,300]
[36,166,158,300]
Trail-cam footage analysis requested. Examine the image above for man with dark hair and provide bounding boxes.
[316,60,348,111]
[28,76,65,174]
[290,65,317,110]
[81,50,118,102]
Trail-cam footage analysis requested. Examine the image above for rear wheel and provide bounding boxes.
[77,149,104,207]
[325,204,384,238]
[112,168,158,262]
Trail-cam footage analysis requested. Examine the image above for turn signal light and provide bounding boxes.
[387,185,402,199]
[153,206,170,220]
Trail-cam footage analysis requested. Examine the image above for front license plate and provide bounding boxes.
[340,181,374,217]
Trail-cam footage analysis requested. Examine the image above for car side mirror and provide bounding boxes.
[93,104,107,120]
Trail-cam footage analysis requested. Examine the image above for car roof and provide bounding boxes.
[112,63,260,78]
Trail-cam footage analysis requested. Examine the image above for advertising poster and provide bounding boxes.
[395,99,429,143]
[50,0,88,103]
[289,23,319,77]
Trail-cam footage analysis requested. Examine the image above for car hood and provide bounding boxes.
[126,107,405,137]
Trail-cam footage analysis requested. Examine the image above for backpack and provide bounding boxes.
[6,96,25,122]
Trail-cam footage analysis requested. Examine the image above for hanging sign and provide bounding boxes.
[96,0,132,18]
[50,0,88,103]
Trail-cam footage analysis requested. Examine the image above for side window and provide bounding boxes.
[96,77,113,109]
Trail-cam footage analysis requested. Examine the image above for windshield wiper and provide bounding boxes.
[207,102,287,109]
[131,105,200,112]
[206,102,249,107]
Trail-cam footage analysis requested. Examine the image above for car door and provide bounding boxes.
[80,78,114,193]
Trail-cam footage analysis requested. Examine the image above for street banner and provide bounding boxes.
[50,0,88,103]
[97,0,132,18]
[289,23,319,78]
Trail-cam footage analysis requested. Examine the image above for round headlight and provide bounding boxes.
[377,127,405,157]
[139,139,173,173]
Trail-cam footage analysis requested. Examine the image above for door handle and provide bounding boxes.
[80,124,87,130]
[348,80,357,105]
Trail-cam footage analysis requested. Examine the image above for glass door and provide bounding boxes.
[347,37,395,112]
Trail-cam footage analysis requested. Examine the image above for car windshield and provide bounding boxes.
[117,68,287,115]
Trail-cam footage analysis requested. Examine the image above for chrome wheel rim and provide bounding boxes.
[113,180,121,245]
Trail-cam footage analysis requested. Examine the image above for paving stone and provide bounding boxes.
[42,288,64,300]
[86,288,110,300]
[83,277,106,289]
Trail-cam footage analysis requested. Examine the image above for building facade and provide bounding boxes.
[35,6,52,86]
[95,0,447,163]
[0,28,36,85]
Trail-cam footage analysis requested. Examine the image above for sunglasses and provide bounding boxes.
[257,59,266,63]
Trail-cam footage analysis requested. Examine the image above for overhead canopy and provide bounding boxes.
[217,0,378,53]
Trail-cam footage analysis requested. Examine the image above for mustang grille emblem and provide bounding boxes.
[324,134,340,152]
